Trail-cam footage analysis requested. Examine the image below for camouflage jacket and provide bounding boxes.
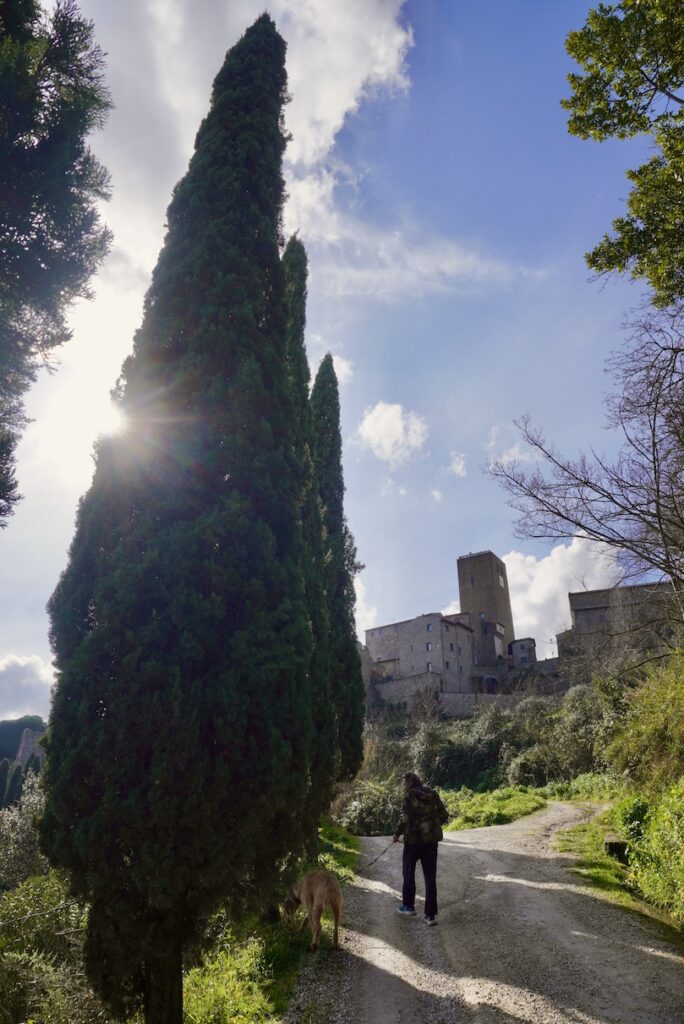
[395,785,449,845]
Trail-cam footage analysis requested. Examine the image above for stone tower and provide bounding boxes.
[457,550,515,656]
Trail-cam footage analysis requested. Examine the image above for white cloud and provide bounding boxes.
[332,354,354,384]
[276,0,412,168]
[380,477,409,497]
[503,537,620,657]
[355,576,378,641]
[442,598,461,615]
[430,488,443,503]
[496,442,536,467]
[357,401,428,467]
[0,656,53,721]
[448,452,467,478]
[274,2,535,301]
[486,426,499,450]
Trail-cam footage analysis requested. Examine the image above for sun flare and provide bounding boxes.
[96,401,126,438]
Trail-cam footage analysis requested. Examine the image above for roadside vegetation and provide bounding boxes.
[0,783,358,1024]
[335,658,684,928]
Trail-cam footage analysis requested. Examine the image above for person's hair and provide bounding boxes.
[403,771,423,789]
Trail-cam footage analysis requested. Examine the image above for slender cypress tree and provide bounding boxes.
[0,757,9,807]
[310,355,364,779]
[4,764,23,807]
[282,237,336,846]
[41,17,312,1023]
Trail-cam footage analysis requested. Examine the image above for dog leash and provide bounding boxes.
[363,840,396,869]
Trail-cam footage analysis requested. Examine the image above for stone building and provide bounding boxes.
[556,581,674,662]
[361,549,551,716]
[365,610,475,707]
[457,550,515,662]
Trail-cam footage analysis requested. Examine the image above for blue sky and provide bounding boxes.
[0,1,648,719]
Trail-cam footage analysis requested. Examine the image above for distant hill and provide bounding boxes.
[0,716,46,762]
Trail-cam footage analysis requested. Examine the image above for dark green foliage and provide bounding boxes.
[282,236,335,848]
[605,656,684,791]
[614,793,651,846]
[42,16,314,1022]
[0,757,9,805]
[0,871,116,1024]
[0,716,46,761]
[335,779,403,836]
[310,355,364,779]
[0,0,111,523]
[3,764,23,807]
[563,0,684,304]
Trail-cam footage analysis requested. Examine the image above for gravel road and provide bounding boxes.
[284,802,684,1024]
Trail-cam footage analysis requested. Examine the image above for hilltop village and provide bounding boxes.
[360,549,668,716]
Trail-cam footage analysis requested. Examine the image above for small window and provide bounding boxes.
[379,628,383,636]
[427,662,432,672]
[449,642,454,652]
[445,624,449,631]
[458,645,461,654]
[459,664,463,675]
[499,572,504,588]
[426,642,432,651]
[426,623,432,632]
[445,660,450,670]
[410,644,414,651]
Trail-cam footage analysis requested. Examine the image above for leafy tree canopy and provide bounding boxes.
[0,0,111,523]
[563,0,684,304]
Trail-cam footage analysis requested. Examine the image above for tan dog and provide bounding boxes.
[283,869,342,952]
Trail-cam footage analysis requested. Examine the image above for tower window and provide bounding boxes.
[426,642,432,651]
[426,623,432,632]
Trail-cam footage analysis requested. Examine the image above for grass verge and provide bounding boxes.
[183,824,359,1024]
[440,785,547,831]
[555,807,684,938]
[555,809,636,909]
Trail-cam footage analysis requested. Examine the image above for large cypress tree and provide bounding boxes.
[41,16,312,1023]
[282,237,336,846]
[310,354,364,779]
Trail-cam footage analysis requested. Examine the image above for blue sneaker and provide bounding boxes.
[424,915,437,926]
[397,904,416,916]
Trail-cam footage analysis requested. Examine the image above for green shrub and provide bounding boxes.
[0,872,115,1023]
[614,793,651,846]
[506,745,555,787]
[0,771,49,889]
[184,935,274,1023]
[553,685,607,777]
[542,772,625,801]
[629,779,684,924]
[440,786,546,830]
[333,779,401,836]
[606,658,684,792]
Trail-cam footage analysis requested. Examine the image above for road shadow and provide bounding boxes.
[341,829,684,1024]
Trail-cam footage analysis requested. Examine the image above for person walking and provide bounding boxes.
[393,771,449,925]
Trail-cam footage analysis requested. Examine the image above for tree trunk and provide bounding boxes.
[144,935,183,1024]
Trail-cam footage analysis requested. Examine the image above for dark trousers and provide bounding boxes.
[402,842,438,917]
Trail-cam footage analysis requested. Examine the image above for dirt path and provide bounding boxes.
[284,803,684,1024]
